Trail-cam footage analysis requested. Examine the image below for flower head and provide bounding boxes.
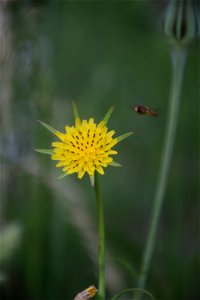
[35,103,132,179]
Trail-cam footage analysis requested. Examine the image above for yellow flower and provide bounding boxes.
[35,103,133,179]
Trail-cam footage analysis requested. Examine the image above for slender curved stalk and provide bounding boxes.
[136,47,187,298]
[94,172,105,300]
[112,288,155,300]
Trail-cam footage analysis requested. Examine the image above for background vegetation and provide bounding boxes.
[1,1,199,299]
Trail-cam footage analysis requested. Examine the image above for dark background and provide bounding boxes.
[1,1,199,299]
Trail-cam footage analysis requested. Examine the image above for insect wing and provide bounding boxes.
[74,286,97,300]
[145,108,158,117]
[74,290,88,300]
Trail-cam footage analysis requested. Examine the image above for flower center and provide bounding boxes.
[81,146,96,161]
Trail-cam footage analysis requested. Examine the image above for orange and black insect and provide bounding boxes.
[74,286,98,300]
[134,104,158,117]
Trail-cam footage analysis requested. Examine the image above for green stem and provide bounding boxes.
[94,172,105,300]
[136,47,187,298]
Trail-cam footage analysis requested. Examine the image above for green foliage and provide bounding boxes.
[0,224,21,264]
[0,224,21,282]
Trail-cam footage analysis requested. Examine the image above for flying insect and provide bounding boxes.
[134,104,158,117]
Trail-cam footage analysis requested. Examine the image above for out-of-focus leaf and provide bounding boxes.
[0,223,22,263]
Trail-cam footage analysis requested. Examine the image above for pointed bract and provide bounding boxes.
[38,120,58,135]
[89,175,95,187]
[109,161,122,167]
[117,132,133,143]
[34,149,53,155]
[72,101,80,120]
[58,173,68,179]
[103,106,114,125]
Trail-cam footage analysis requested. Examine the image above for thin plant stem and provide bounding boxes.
[94,172,105,300]
[136,46,187,298]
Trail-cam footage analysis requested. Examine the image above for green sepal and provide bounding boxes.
[89,175,95,187]
[109,161,122,167]
[34,149,53,155]
[58,173,68,179]
[111,288,155,300]
[117,132,133,143]
[38,120,58,135]
[72,101,80,120]
[103,106,114,124]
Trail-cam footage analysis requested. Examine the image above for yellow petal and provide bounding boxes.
[52,142,68,149]
[78,170,85,179]
[96,165,104,175]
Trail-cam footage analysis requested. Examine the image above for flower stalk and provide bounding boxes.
[136,46,187,298]
[94,172,105,300]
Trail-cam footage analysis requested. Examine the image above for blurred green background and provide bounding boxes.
[0,1,199,299]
